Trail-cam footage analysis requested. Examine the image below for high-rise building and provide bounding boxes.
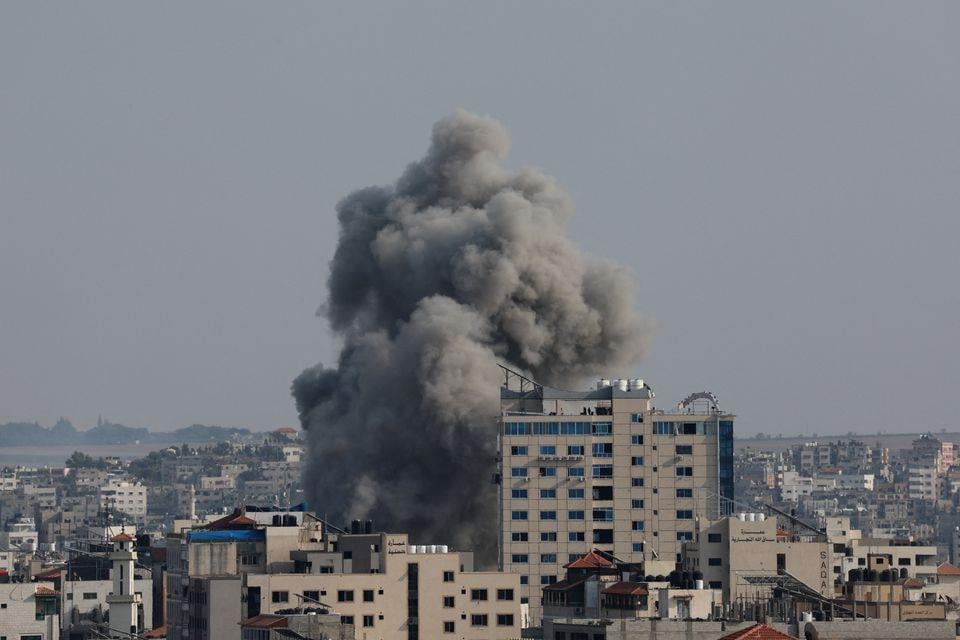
[497,373,734,622]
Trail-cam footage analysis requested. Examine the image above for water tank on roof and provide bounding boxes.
[629,378,644,390]
[615,379,629,391]
[737,513,747,521]
[746,513,756,522]
[757,513,766,521]
[416,545,427,554]
[438,545,448,553]
[597,379,611,390]
[364,520,373,534]
[409,546,417,554]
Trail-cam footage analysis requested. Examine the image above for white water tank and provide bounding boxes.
[737,513,747,521]
[438,545,448,553]
[427,545,437,553]
[615,379,629,391]
[801,611,813,622]
[746,513,756,522]
[409,546,417,554]
[629,378,644,390]
[597,379,611,390]
[695,579,704,590]
[757,513,766,521]
[416,545,427,554]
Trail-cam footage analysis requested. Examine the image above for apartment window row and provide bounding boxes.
[502,421,612,436]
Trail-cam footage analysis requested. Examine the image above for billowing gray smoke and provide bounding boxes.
[293,111,648,563]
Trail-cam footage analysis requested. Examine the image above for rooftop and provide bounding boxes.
[718,624,799,640]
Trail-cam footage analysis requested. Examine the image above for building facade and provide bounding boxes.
[498,375,734,621]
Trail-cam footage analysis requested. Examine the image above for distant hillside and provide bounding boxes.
[0,419,251,446]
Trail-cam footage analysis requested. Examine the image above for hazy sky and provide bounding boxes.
[2,2,958,436]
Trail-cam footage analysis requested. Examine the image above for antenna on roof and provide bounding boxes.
[497,363,543,394]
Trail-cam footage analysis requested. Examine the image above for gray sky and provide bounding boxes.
[2,2,958,436]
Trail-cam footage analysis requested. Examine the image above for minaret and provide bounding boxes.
[106,531,141,637]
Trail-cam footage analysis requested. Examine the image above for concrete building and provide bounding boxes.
[908,467,938,502]
[167,509,522,640]
[0,516,38,551]
[98,480,147,517]
[682,514,831,603]
[498,375,734,622]
[0,581,61,640]
[240,612,353,639]
[106,533,142,638]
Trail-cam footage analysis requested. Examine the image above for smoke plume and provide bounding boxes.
[293,111,648,563]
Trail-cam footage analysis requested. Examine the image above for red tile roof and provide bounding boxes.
[111,533,134,542]
[240,614,289,628]
[903,578,925,588]
[228,515,256,526]
[35,586,59,596]
[143,625,167,638]
[718,623,799,640]
[937,562,960,576]
[602,581,648,596]
[33,568,62,580]
[564,549,617,569]
[542,577,588,592]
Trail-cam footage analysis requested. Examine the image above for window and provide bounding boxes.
[443,596,455,607]
[540,488,556,499]
[631,456,644,466]
[654,421,675,435]
[510,446,528,456]
[592,464,613,478]
[363,615,374,628]
[569,510,585,520]
[592,442,613,458]
[471,614,488,626]
[676,488,693,498]
[569,553,581,562]
[631,435,644,445]
[511,510,528,520]
[471,589,488,601]
[710,581,722,589]
[593,485,613,500]
[511,467,528,477]
[708,558,722,566]
[568,445,584,455]
[520,575,528,585]
[511,532,528,542]
[677,531,693,541]
[540,467,556,477]
[591,422,613,435]
[497,588,514,601]
[676,466,693,477]
[444,621,455,633]
[541,532,557,542]
[593,529,614,544]
[631,521,645,531]
[511,554,529,563]
[593,507,614,521]
[540,445,556,456]
[443,571,454,582]
[568,488,584,499]
[272,591,289,603]
[540,575,557,585]
[511,489,528,499]
[541,553,557,563]
[337,590,354,602]
[631,478,644,487]
[568,467,585,477]
[631,499,644,509]
[541,510,557,520]
[707,533,722,543]
[569,531,585,542]
[632,543,644,552]
[497,614,515,626]
[899,558,912,566]
[83,593,98,600]
[676,445,693,455]
[676,510,693,519]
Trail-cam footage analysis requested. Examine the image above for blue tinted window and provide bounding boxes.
[511,511,527,520]
[568,510,585,520]
[510,445,528,455]
[511,489,527,499]
[592,508,614,521]
[568,467,585,477]
[539,445,556,456]
[540,511,557,520]
[539,489,556,499]
[511,467,527,477]
[567,445,584,455]
[592,442,613,458]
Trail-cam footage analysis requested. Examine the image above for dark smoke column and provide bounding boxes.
[293,111,648,564]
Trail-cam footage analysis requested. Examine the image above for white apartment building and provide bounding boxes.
[0,517,39,551]
[498,374,734,622]
[909,467,939,501]
[0,582,60,640]
[99,480,148,517]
